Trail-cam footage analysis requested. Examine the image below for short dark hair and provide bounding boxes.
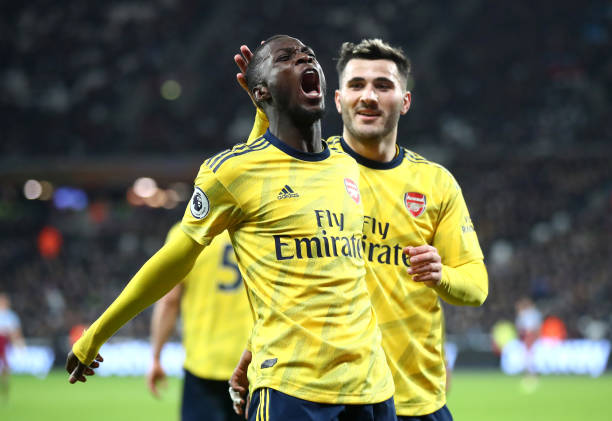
[245,34,293,99]
[336,39,411,88]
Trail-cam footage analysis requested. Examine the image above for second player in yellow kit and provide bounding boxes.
[328,137,486,415]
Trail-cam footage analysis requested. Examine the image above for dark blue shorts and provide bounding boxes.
[181,369,243,421]
[397,405,453,421]
[247,387,397,421]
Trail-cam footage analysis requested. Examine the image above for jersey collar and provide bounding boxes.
[339,137,404,170]
[265,129,331,161]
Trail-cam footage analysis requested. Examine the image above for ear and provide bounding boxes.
[400,91,411,115]
[253,85,270,103]
[334,89,342,114]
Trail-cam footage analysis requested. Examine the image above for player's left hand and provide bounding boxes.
[233,41,265,107]
[66,351,103,384]
[229,349,252,418]
[233,44,254,97]
[403,245,442,287]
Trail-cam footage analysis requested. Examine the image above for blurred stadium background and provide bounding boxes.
[1,0,611,419]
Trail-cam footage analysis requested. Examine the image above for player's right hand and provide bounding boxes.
[66,351,103,384]
[146,359,168,398]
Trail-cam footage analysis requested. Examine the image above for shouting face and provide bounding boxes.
[255,36,326,124]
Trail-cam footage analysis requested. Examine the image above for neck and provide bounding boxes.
[266,109,323,153]
[342,128,398,162]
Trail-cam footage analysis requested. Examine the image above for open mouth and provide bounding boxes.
[300,69,321,99]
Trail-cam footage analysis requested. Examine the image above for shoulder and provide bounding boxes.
[202,135,272,174]
[326,137,358,167]
[402,147,458,185]
[327,135,343,151]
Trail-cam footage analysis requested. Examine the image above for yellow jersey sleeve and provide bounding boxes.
[432,175,484,266]
[181,163,244,246]
[173,226,253,380]
[436,260,488,306]
[431,172,488,305]
[73,230,203,365]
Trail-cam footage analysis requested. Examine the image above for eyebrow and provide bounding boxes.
[275,46,315,55]
[346,76,395,85]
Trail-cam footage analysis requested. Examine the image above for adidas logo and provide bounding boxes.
[277,185,299,200]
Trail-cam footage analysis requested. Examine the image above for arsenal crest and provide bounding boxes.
[404,192,426,217]
[344,178,361,204]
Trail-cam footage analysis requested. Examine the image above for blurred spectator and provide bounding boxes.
[515,297,542,349]
[540,316,567,342]
[0,293,25,400]
[491,320,517,355]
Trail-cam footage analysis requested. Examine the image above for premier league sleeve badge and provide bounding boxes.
[190,187,210,219]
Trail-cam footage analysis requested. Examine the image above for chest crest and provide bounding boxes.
[404,192,426,218]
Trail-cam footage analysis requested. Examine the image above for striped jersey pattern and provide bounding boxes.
[165,224,252,380]
[181,131,394,404]
[329,136,485,415]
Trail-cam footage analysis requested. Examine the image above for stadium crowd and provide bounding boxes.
[1,0,611,357]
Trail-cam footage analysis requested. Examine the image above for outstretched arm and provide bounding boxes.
[66,229,204,383]
[147,283,183,397]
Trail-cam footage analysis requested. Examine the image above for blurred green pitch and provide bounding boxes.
[1,371,611,420]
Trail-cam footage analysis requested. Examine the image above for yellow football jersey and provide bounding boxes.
[164,224,252,380]
[328,136,486,416]
[181,131,394,404]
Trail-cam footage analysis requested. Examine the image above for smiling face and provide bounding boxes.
[255,36,326,124]
[335,58,410,144]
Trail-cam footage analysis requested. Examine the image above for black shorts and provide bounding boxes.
[181,369,243,421]
[247,387,397,421]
